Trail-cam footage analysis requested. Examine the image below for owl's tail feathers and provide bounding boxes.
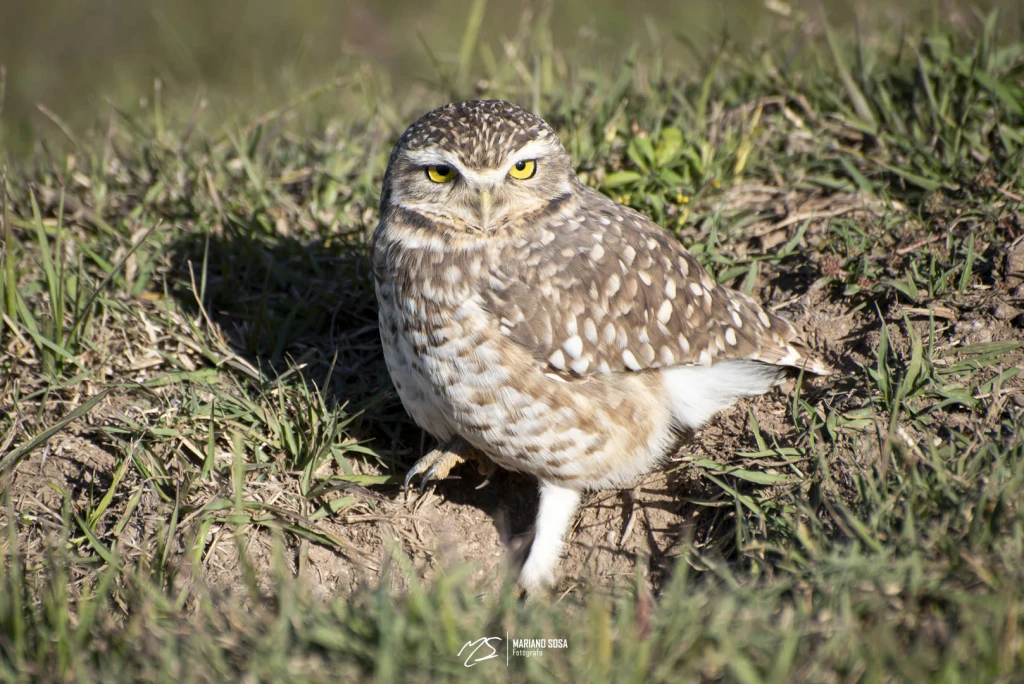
[724,291,831,377]
[753,338,832,377]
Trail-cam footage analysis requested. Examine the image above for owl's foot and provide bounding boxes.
[404,445,466,494]
[404,437,495,495]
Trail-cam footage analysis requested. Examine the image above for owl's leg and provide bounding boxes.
[404,437,494,493]
[518,481,582,593]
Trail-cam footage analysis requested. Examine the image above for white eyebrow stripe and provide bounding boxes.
[504,139,557,169]
[404,149,463,168]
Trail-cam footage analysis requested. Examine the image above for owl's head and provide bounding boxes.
[380,100,578,234]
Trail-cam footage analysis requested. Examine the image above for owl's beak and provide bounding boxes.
[477,189,493,230]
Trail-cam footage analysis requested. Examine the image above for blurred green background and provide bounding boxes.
[0,0,1020,151]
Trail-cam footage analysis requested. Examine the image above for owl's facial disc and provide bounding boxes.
[396,137,570,232]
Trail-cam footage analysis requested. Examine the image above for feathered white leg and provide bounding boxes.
[518,481,582,593]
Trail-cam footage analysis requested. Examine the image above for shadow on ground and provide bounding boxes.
[164,224,562,592]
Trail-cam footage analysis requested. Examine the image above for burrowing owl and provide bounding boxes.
[372,100,827,592]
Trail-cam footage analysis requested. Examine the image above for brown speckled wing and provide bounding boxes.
[484,188,828,377]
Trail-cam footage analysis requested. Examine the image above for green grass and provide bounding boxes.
[2,8,1024,682]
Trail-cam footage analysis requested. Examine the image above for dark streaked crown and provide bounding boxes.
[393,100,557,168]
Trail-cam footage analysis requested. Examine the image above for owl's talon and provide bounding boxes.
[403,462,427,492]
[403,445,467,497]
[420,466,440,494]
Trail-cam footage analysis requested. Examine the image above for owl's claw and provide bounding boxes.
[403,438,498,498]
[403,446,467,496]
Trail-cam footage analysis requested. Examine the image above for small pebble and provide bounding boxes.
[992,300,1018,320]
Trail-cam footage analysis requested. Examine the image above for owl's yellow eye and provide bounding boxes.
[508,159,537,180]
[426,164,457,183]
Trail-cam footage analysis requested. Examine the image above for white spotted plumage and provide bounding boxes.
[372,100,829,593]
